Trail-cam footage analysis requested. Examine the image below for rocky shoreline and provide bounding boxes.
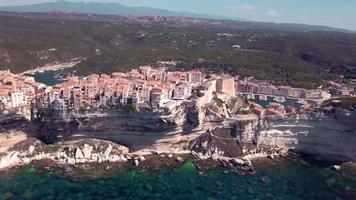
[0,138,248,170]
[0,136,278,176]
[1,135,355,184]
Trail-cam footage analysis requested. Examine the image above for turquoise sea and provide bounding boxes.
[0,159,355,200]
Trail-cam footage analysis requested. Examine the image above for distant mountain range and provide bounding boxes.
[0,0,245,21]
[0,0,351,33]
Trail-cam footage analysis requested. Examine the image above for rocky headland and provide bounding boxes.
[1,91,356,173]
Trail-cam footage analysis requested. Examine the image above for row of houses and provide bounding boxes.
[0,70,44,110]
[236,79,330,100]
[328,81,355,96]
[34,66,203,114]
[250,101,312,118]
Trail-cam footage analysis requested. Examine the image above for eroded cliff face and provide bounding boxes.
[0,99,211,160]
[0,114,29,132]
[183,103,204,134]
[232,110,356,162]
[26,102,207,146]
[0,106,32,121]
[0,102,206,170]
[30,111,181,143]
[190,129,243,158]
[0,138,129,170]
[189,104,356,163]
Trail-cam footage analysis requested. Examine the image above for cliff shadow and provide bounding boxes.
[0,114,30,133]
[26,109,201,152]
[292,109,356,164]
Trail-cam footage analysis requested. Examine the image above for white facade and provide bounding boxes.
[173,84,192,100]
[10,92,27,108]
[173,86,188,100]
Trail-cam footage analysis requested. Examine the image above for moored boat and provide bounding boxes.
[247,94,255,100]
[273,96,286,103]
[259,94,268,101]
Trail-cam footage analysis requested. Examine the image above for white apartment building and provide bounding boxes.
[10,91,27,108]
[173,84,192,100]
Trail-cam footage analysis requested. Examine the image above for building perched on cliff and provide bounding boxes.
[0,70,43,111]
[216,76,235,95]
[31,66,204,117]
[236,78,331,102]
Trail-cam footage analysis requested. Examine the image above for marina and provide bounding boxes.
[241,93,305,108]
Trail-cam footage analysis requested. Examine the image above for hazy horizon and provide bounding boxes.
[0,0,355,30]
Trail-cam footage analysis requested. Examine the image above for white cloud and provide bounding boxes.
[266,9,280,17]
[225,4,255,13]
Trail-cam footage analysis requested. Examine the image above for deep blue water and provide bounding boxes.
[0,160,355,200]
[27,70,63,86]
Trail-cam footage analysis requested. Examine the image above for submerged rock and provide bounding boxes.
[139,156,146,162]
[331,165,341,171]
[260,176,271,184]
[240,158,253,167]
[231,158,245,166]
[134,159,139,167]
[215,180,223,186]
[176,156,184,163]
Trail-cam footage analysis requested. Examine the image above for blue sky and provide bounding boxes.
[1,0,356,30]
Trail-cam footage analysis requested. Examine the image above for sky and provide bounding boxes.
[0,0,356,30]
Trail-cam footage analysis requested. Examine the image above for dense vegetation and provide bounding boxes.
[0,13,356,88]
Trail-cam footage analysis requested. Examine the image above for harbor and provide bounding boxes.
[241,93,306,109]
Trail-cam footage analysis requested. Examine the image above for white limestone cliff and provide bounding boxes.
[0,138,129,170]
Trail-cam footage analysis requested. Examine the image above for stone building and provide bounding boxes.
[216,77,236,95]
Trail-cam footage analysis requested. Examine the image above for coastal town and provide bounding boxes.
[0,64,355,120]
[0,66,202,116]
[1,64,355,174]
[1,1,356,198]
